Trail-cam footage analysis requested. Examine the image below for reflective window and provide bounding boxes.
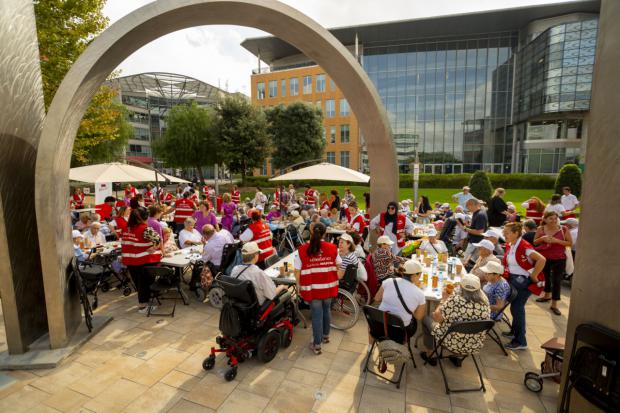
[281,79,286,97]
[326,151,335,164]
[330,126,336,144]
[268,80,277,98]
[340,151,350,168]
[303,75,312,94]
[257,82,265,100]
[290,78,299,96]
[340,124,350,143]
[339,99,349,116]
[315,100,322,112]
[325,99,335,117]
[316,74,326,92]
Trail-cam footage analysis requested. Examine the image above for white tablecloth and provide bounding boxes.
[160,246,203,268]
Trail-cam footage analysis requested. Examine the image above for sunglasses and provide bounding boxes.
[388,206,396,210]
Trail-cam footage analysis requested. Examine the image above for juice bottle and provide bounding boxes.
[432,275,439,289]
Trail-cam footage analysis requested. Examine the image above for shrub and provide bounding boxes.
[554,163,582,198]
[469,170,493,202]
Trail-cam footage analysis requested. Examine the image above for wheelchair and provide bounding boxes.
[330,264,362,330]
[202,275,302,381]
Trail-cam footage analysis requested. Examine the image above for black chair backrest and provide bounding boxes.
[363,305,411,345]
[219,242,241,270]
[446,320,495,336]
[439,218,457,243]
[144,266,175,278]
[264,253,280,268]
[492,284,518,321]
[218,275,259,307]
[339,264,358,293]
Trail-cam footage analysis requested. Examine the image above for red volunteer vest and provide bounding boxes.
[190,193,199,205]
[121,223,161,266]
[379,212,407,248]
[274,190,280,206]
[114,216,128,238]
[174,198,195,222]
[349,213,366,236]
[231,191,240,204]
[525,201,544,225]
[125,188,136,198]
[96,203,114,220]
[71,193,85,209]
[320,201,330,211]
[304,189,317,206]
[248,221,275,262]
[502,238,544,295]
[298,241,339,301]
[144,191,154,206]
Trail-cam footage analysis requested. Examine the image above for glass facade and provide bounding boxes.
[515,18,598,120]
[363,34,518,172]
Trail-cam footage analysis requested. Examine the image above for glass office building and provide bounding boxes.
[242,0,600,173]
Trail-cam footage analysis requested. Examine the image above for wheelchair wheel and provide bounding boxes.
[257,330,280,363]
[355,281,371,306]
[100,281,110,293]
[202,355,215,371]
[524,372,543,393]
[122,286,132,296]
[225,366,237,381]
[330,289,360,330]
[208,286,225,309]
[280,328,292,348]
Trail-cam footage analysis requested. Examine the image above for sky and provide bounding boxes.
[103,0,576,95]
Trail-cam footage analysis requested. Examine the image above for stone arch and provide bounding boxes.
[36,0,397,346]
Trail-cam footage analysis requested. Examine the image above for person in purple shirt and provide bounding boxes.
[266,204,282,222]
[193,201,217,233]
[220,193,237,231]
[147,205,163,239]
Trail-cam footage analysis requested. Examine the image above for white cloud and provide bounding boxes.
[102,0,573,95]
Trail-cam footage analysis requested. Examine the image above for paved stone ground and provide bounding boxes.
[0,282,571,413]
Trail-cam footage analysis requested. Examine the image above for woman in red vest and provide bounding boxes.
[294,223,343,355]
[501,222,546,351]
[533,211,573,316]
[144,184,155,206]
[239,209,275,269]
[346,201,366,236]
[521,196,546,226]
[121,207,162,313]
[70,187,85,209]
[369,201,414,255]
[231,185,241,205]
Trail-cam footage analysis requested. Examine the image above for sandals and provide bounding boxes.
[550,307,562,316]
[536,297,551,303]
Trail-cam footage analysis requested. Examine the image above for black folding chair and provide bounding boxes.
[145,266,188,317]
[363,305,417,389]
[426,319,495,394]
[486,285,518,356]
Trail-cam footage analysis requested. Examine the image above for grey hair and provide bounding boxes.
[460,288,489,306]
[242,252,259,263]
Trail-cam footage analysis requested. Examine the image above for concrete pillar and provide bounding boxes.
[560,0,620,410]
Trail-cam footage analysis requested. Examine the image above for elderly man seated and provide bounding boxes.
[230,242,286,305]
[201,224,229,272]
[470,239,501,282]
[83,221,106,248]
[178,217,202,248]
[418,228,448,257]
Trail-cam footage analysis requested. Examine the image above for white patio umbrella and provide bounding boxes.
[269,162,370,183]
[69,162,189,183]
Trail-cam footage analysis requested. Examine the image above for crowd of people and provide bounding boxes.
[70,181,579,358]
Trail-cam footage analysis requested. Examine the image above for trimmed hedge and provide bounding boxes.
[243,172,557,189]
[469,171,493,202]
[554,164,582,198]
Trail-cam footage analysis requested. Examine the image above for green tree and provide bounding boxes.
[555,163,582,198]
[216,96,271,184]
[152,102,218,182]
[469,170,493,202]
[72,85,132,166]
[267,102,325,170]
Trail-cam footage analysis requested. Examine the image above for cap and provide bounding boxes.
[479,261,505,275]
[377,235,394,246]
[401,200,410,205]
[427,228,438,237]
[461,274,481,292]
[455,212,467,220]
[290,210,300,217]
[561,218,579,227]
[402,260,423,275]
[339,233,354,245]
[483,229,501,239]
[472,239,495,252]
[72,230,84,239]
[242,242,260,255]
[441,203,450,209]
[463,186,470,191]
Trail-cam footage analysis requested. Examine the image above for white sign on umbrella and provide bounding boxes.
[269,162,370,183]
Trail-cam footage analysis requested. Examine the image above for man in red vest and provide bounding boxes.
[239,209,275,269]
[144,184,155,206]
[369,201,414,254]
[171,192,196,232]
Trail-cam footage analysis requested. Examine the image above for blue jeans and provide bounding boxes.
[508,273,532,346]
[310,298,332,346]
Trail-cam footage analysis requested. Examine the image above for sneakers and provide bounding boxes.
[501,331,515,340]
[309,343,322,355]
[322,336,330,344]
[505,342,528,351]
[138,305,157,314]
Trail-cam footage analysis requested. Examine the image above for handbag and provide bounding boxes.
[565,247,574,274]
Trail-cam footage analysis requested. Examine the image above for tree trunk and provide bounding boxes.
[195,165,204,185]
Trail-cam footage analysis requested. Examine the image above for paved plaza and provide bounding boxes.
[0,283,570,413]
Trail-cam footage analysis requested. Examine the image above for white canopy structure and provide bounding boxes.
[69,162,189,184]
[269,162,370,183]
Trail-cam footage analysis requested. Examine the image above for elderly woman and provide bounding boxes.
[75,213,92,231]
[470,239,501,282]
[193,201,217,233]
[162,227,178,256]
[371,235,406,284]
[418,228,448,257]
[420,274,491,366]
[83,222,106,248]
[178,218,202,248]
[338,233,359,275]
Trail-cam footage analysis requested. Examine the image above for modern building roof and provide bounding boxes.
[109,72,225,101]
[241,0,600,63]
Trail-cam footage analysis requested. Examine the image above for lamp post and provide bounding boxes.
[411,135,420,205]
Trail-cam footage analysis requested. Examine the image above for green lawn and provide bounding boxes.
[241,186,557,214]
